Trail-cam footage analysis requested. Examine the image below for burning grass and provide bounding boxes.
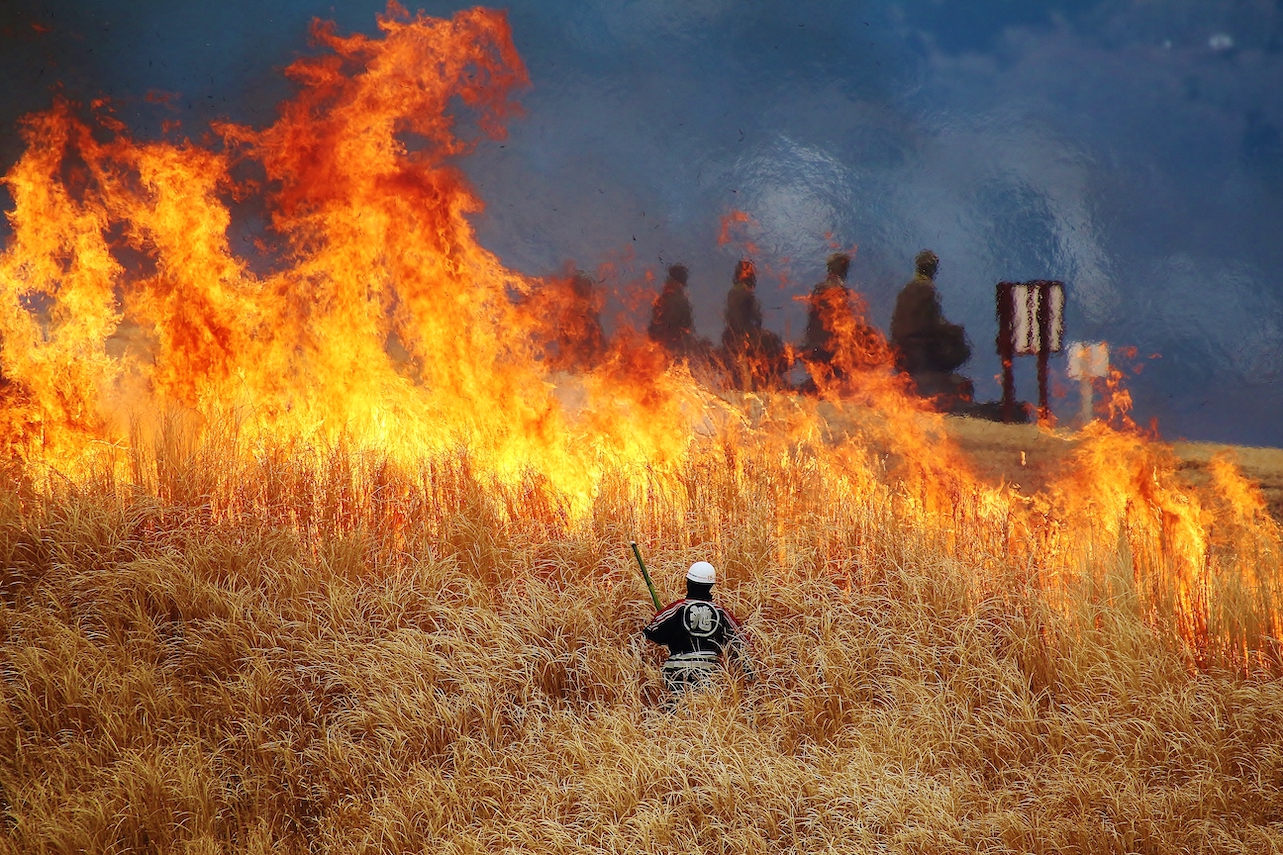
[2,6,1283,850]
[2,1,1281,670]
[2,437,1282,854]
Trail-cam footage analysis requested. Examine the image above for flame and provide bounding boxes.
[1,4,1279,672]
[717,210,758,257]
[0,6,704,504]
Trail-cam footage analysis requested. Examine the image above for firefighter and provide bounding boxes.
[546,270,607,370]
[799,252,884,388]
[889,249,974,409]
[643,561,753,694]
[889,250,970,376]
[801,252,853,366]
[722,259,764,348]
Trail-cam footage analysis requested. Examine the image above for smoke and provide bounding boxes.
[2,0,1281,444]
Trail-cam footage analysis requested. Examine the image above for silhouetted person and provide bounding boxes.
[720,259,787,390]
[800,253,884,386]
[890,250,970,375]
[548,270,606,370]
[647,264,701,357]
[802,253,850,366]
[890,250,973,408]
[723,259,763,345]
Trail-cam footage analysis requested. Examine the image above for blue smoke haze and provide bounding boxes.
[3,1,1281,445]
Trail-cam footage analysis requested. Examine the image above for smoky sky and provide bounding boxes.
[3,0,1282,446]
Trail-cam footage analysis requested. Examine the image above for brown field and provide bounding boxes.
[944,417,1283,522]
[2,421,1282,855]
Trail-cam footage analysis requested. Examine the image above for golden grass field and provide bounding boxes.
[943,418,1283,523]
[2,418,1282,854]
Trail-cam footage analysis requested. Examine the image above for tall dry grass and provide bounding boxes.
[2,426,1282,853]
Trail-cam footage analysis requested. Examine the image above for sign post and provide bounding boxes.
[1067,341,1109,426]
[995,280,1065,423]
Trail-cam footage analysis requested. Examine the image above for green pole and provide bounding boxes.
[630,540,662,612]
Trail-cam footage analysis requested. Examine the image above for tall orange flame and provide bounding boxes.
[0,6,708,503]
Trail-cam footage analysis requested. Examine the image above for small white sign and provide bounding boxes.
[1067,341,1109,379]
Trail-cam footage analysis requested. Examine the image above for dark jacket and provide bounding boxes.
[722,281,763,347]
[890,275,970,374]
[644,595,747,660]
[802,275,853,360]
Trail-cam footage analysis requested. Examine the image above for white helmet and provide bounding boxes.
[686,561,716,585]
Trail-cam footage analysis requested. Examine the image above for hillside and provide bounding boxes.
[942,417,1283,522]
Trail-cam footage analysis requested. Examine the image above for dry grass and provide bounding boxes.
[2,435,1282,854]
[944,417,1283,522]
[1169,441,1283,522]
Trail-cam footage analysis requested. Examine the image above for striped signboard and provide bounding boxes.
[996,280,1067,422]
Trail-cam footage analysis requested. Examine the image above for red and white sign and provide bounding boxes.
[1008,281,1065,355]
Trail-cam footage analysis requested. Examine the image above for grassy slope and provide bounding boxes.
[943,417,1283,521]
[1,442,1282,855]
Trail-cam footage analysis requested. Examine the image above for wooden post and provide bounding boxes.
[996,282,1016,423]
[1036,280,1052,422]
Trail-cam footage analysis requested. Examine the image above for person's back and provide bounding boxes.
[643,561,751,693]
[890,250,970,375]
[890,279,940,344]
[552,271,606,370]
[802,254,853,362]
[520,269,607,371]
[720,259,786,390]
[722,259,764,349]
[648,264,697,355]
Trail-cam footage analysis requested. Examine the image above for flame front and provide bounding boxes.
[1,5,1279,671]
[0,7,701,501]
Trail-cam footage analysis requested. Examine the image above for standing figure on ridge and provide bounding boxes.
[552,270,607,370]
[647,264,702,359]
[800,252,886,388]
[889,250,973,408]
[720,259,787,391]
[643,561,753,697]
[523,268,607,372]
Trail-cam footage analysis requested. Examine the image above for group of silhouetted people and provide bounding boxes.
[642,249,973,406]
[534,249,974,409]
[645,258,788,390]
